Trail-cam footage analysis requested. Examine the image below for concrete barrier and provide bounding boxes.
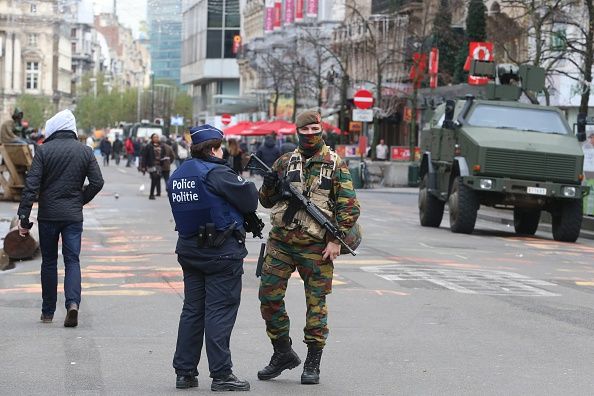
[364,161,413,187]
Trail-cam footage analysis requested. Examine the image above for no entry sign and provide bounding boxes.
[353,90,374,110]
[221,114,232,125]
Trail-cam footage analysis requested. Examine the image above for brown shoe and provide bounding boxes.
[40,313,53,323]
[64,304,78,327]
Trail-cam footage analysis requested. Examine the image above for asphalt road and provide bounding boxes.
[2,162,594,395]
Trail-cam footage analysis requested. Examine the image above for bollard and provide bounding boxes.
[3,217,39,260]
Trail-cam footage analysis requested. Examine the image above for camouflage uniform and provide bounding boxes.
[258,144,360,348]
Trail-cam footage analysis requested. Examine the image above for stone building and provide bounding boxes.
[0,0,73,123]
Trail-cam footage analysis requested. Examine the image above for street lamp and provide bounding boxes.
[150,71,155,121]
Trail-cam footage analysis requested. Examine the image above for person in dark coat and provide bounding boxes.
[140,133,165,199]
[100,137,112,166]
[112,136,124,165]
[227,138,244,174]
[256,134,281,168]
[17,109,104,327]
[167,124,257,391]
[280,136,297,154]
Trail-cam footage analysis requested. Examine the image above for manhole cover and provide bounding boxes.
[362,265,558,297]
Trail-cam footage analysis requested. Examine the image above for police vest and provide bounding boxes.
[167,159,244,238]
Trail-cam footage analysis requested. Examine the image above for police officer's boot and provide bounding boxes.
[257,337,301,380]
[300,345,323,385]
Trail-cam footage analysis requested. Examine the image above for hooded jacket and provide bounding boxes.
[18,110,104,222]
[256,136,281,168]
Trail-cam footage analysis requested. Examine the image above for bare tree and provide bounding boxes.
[490,0,576,103]
[256,48,288,118]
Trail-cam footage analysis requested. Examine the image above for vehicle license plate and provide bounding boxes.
[527,187,547,195]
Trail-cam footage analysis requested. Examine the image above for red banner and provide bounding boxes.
[306,0,318,18]
[284,0,295,24]
[295,0,304,21]
[390,146,421,161]
[264,0,274,32]
[274,0,282,30]
[464,42,493,86]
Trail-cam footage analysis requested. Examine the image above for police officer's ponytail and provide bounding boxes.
[191,138,223,159]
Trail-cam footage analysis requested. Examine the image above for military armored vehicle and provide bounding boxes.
[418,62,589,242]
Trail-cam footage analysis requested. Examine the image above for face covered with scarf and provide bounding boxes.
[297,123,324,157]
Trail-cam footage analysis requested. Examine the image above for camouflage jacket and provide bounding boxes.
[259,145,360,247]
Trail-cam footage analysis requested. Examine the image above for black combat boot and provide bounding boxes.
[300,346,323,385]
[257,337,301,380]
[211,373,250,391]
[176,375,198,389]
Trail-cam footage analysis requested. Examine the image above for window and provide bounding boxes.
[206,0,241,59]
[72,42,77,53]
[224,30,240,58]
[225,0,240,27]
[466,104,569,134]
[25,62,40,90]
[551,30,566,51]
[28,33,38,47]
[207,30,222,58]
[71,28,77,38]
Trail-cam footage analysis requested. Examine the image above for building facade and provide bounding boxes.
[94,13,151,90]
[148,0,182,84]
[181,0,242,124]
[0,0,73,123]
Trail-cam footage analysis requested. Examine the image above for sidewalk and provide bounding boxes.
[361,186,594,240]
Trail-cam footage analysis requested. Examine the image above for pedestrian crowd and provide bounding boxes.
[11,107,362,392]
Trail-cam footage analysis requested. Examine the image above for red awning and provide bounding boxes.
[223,121,253,136]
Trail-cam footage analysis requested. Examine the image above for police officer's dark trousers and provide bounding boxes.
[173,256,243,379]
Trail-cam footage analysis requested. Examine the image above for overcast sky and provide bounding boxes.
[93,0,147,38]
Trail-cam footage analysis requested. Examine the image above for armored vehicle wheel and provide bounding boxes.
[552,199,583,242]
[513,208,541,235]
[448,177,478,234]
[418,175,444,227]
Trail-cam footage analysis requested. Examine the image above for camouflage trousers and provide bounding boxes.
[258,241,334,348]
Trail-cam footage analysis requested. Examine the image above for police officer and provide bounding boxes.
[257,109,361,385]
[167,124,257,391]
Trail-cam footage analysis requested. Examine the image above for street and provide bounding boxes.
[2,163,594,395]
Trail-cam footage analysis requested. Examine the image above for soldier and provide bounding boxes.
[257,109,361,384]
[1,108,26,144]
[167,124,257,391]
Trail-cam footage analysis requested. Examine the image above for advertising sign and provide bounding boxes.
[335,145,362,158]
[390,146,421,161]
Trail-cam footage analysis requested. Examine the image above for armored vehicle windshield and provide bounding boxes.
[466,104,569,134]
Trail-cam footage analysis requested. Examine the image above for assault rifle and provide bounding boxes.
[246,154,356,256]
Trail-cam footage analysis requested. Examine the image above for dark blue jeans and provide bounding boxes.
[38,221,83,316]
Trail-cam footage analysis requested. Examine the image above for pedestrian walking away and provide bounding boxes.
[112,135,123,165]
[140,133,164,200]
[167,124,258,392]
[17,109,104,327]
[125,137,135,167]
[256,134,281,169]
[159,136,176,184]
[100,137,112,166]
[257,109,361,385]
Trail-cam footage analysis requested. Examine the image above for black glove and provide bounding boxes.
[263,171,279,189]
[280,177,293,199]
[19,216,33,229]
